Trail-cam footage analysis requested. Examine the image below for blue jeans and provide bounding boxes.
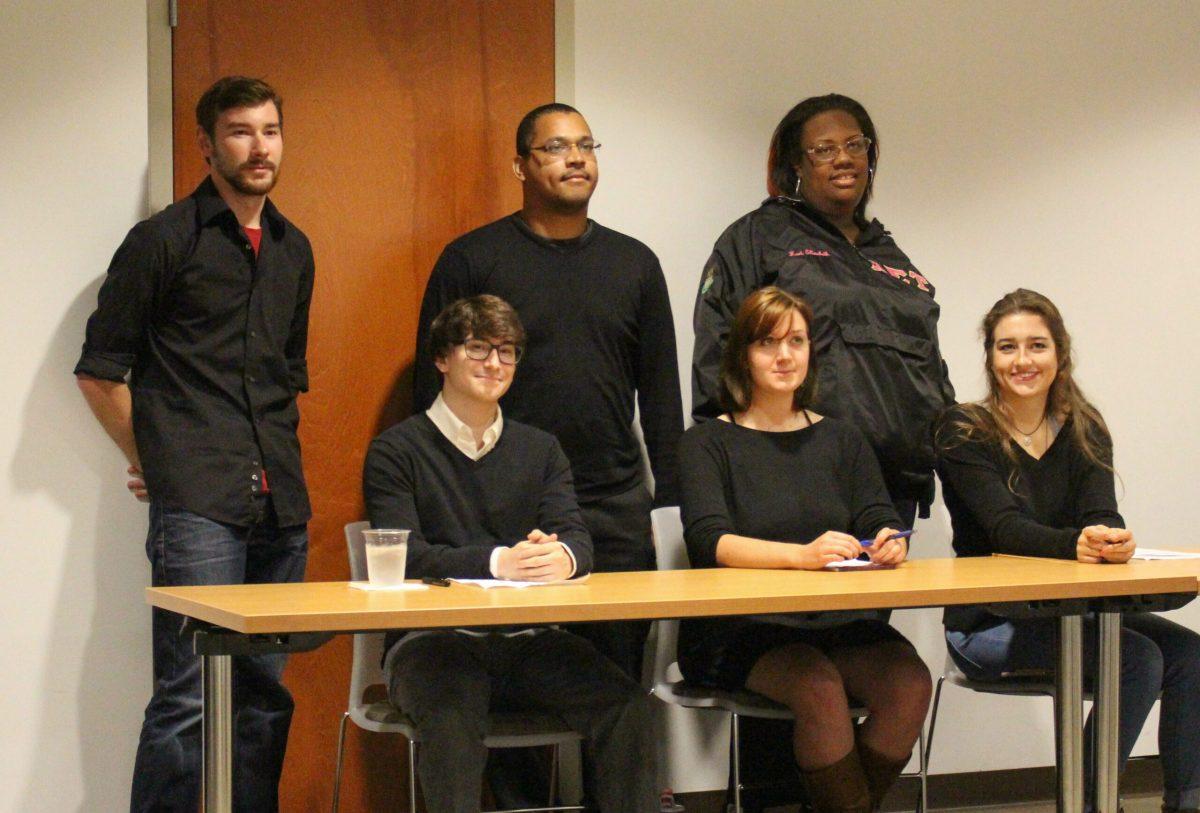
[947,612,1200,809]
[130,500,307,813]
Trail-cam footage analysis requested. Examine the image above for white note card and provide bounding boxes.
[1131,548,1200,561]
[451,574,591,589]
[348,581,429,591]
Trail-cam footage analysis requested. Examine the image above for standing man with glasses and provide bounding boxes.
[414,101,682,807]
[75,76,313,812]
[414,103,683,678]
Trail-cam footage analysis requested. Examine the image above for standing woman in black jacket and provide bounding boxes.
[936,289,1200,813]
[693,93,954,525]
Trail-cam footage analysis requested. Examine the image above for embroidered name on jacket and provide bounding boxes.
[788,247,931,293]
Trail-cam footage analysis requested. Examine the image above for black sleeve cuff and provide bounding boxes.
[288,359,309,393]
[73,351,131,383]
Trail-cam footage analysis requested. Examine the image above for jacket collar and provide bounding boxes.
[767,195,887,246]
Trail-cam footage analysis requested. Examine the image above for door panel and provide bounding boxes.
[172,3,554,808]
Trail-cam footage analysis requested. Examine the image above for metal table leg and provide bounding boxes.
[202,653,233,813]
[1057,615,1084,813]
[1095,611,1122,813]
[188,622,331,813]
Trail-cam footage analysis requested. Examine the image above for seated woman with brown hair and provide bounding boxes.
[679,286,931,813]
[936,288,1200,813]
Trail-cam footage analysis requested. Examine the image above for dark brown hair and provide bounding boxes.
[428,295,527,363]
[939,288,1113,481]
[718,286,818,414]
[196,76,283,141]
[766,93,879,227]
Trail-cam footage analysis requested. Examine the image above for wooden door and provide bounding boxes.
[172,2,555,808]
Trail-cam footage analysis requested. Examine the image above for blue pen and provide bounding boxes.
[859,529,914,547]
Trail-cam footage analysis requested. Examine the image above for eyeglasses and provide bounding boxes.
[529,139,601,159]
[460,339,523,365]
[804,135,872,165]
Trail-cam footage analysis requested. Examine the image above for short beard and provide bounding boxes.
[220,162,278,196]
[211,148,279,197]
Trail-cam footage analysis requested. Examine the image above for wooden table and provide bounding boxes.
[147,555,1200,813]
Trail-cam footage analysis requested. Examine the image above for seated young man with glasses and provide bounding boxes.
[363,294,655,813]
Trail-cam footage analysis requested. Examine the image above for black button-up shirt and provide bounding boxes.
[74,178,314,527]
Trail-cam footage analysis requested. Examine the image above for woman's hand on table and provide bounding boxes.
[798,531,861,570]
[868,527,908,565]
[1077,525,1135,564]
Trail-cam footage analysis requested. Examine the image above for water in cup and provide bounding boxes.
[362,529,410,587]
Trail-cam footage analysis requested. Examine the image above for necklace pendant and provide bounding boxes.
[1022,435,1033,446]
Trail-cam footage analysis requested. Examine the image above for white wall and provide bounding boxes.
[0,1,152,810]
[571,0,1200,789]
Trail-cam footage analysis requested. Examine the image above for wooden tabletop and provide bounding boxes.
[145,556,1200,635]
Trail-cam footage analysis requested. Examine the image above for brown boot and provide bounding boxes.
[799,749,871,813]
[856,740,911,811]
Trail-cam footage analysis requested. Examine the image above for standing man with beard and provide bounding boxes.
[415,103,683,680]
[75,76,314,812]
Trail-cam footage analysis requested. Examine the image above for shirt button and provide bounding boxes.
[249,330,257,338]
[247,375,257,383]
[252,473,259,481]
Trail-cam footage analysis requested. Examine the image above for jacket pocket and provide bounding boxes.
[839,323,932,360]
[822,323,944,476]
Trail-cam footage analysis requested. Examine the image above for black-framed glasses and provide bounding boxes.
[460,339,523,365]
[529,139,601,159]
[804,135,871,164]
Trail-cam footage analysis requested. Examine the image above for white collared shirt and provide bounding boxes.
[426,392,503,460]
[425,392,575,580]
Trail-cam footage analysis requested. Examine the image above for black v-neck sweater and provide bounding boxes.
[935,404,1122,631]
[363,414,593,580]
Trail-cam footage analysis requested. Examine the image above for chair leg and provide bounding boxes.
[730,712,742,813]
[923,676,945,778]
[408,738,418,813]
[549,743,559,807]
[332,712,349,813]
[916,727,928,813]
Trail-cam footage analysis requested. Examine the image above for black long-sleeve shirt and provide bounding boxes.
[677,416,901,663]
[413,215,683,506]
[679,416,901,568]
[74,178,314,527]
[935,405,1123,631]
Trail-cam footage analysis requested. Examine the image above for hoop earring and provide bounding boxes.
[794,176,802,197]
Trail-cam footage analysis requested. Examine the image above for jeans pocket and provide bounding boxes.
[945,629,994,679]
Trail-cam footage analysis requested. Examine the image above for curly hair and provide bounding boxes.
[427,295,526,363]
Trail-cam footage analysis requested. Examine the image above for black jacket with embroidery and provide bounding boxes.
[692,197,954,506]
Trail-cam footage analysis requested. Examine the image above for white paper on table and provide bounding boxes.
[1131,548,1200,560]
[451,574,591,589]
[823,558,875,570]
[348,581,429,591]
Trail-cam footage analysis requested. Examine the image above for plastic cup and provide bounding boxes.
[362,529,410,587]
